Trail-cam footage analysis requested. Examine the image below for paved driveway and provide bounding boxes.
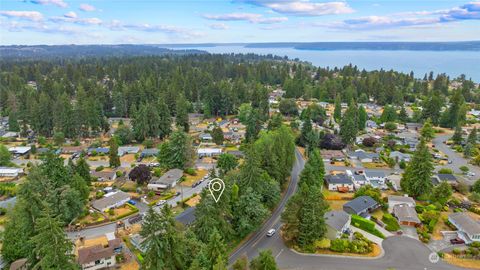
[400,225,419,240]
[428,232,461,252]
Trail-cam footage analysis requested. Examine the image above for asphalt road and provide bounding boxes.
[229,149,305,264]
[433,134,479,185]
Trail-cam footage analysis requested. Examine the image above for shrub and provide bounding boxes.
[351,215,385,238]
[438,168,453,174]
[452,248,461,255]
[382,213,400,231]
[95,191,104,199]
[95,165,104,172]
[330,238,349,253]
[115,170,123,177]
[185,168,196,176]
[314,238,331,249]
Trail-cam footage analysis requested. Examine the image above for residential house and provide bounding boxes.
[199,133,213,141]
[321,150,345,162]
[349,150,379,163]
[117,146,140,156]
[226,150,245,158]
[432,174,458,186]
[393,204,421,227]
[448,212,480,244]
[90,170,117,182]
[324,210,351,240]
[388,195,416,213]
[147,168,183,192]
[8,146,31,156]
[197,147,222,158]
[405,123,422,131]
[87,147,109,155]
[347,170,368,188]
[141,148,159,157]
[176,207,196,226]
[387,175,402,191]
[77,237,122,270]
[325,174,354,192]
[91,191,131,212]
[403,137,419,150]
[62,146,86,154]
[188,113,204,126]
[364,170,387,188]
[1,131,18,138]
[0,167,23,178]
[343,196,380,217]
[366,120,378,129]
[390,151,411,162]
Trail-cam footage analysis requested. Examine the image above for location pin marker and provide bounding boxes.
[208,178,225,203]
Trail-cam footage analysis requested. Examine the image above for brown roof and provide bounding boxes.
[77,239,121,265]
[321,150,345,159]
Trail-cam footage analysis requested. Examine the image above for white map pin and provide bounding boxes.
[208,178,225,203]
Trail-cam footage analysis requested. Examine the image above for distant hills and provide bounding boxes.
[0,44,206,59]
[244,41,480,51]
[1,42,479,59]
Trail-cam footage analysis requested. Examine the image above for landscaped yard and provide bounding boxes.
[181,169,208,187]
[432,212,453,240]
[363,162,389,169]
[77,212,106,226]
[444,253,480,269]
[107,204,139,220]
[313,243,382,258]
[185,194,201,207]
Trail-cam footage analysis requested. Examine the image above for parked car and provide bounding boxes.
[127,199,137,205]
[175,191,181,197]
[467,172,476,177]
[266,229,276,237]
[156,200,167,206]
[450,237,465,245]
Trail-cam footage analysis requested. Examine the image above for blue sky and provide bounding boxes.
[0,0,479,45]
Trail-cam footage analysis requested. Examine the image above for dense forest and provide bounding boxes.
[2,52,478,141]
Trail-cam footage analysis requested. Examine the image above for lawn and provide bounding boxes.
[121,154,137,163]
[432,212,453,240]
[313,243,382,258]
[185,195,201,207]
[444,254,480,269]
[328,200,349,210]
[108,204,139,220]
[182,169,208,187]
[363,162,389,169]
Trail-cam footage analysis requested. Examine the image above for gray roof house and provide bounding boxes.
[448,212,480,244]
[388,195,416,212]
[147,168,183,192]
[349,150,379,163]
[324,210,351,240]
[92,191,131,212]
[364,170,387,188]
[141,148,159,157]
[343,196,380,217]
[325,174,354,192]
[390,151,411,162]
[432,174,458,186]
[393,204,421,227]
[118,146,140,156]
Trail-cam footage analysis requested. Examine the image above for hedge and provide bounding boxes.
[351,214,385,239]
[382,213,400,231]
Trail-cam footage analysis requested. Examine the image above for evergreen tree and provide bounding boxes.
[358,105,367,130]
[0,144,12,166]
[205,229,227,269]
[233,187,269,238]
[141,206,186,270]
[398,106,409,123]
[339,101,358,145]
[464,142,474,158]
[211,125,224,145]
[176,94,190,132]
[401,140,434,198]
[30,209,77,270]
[467,127,477,145]
[8,111,20,132]
[420,118,435,141]
[440,89,467,128]
[380,105,397,123]
[74,157,91,185]
[158,131,194,169]
[217,153,238,176]
[451,125,463,145]
[109,138,121,168]
[250,250,279,270]
[333,94,342,122]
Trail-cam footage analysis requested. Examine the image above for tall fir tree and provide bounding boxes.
[109,138,121,168]
[401,139,434,198]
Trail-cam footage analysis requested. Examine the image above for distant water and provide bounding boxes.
[177,45,480,82]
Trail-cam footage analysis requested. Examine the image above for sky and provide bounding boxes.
[0,0,479,45]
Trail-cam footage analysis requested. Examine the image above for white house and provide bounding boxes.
[91,191,131,212]
[364,170,387,188]
[388,195,416,213]
[0,167,23,177]
[8,146,31,155]
[197,148,222,158]
[448,212,480,244]
[325,174,354,192]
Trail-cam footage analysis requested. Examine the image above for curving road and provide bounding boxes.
[229,148,467,270]
[229,149,305,264]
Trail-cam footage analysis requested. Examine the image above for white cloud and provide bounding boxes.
[30,0,68,8]
[203,12,287,24]
[321,1,480,30]
[209,23,229,30]
[239,0,354,16]
[107,20,203,39]
[79,3,96,12]
[0,11,43,21]
[50,16,102,25]
[64,11,77,18]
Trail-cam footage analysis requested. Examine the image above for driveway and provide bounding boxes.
[428,231,461,252]
[400,225,419,240]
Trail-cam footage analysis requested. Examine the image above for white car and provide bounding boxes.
[467,172,476,177]
[156,200,167,206]
[266,229,276,237]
